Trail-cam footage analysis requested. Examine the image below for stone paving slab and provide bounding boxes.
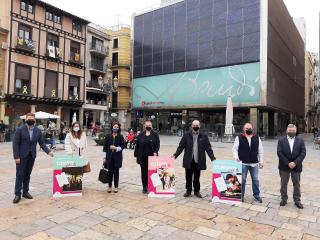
[0,136,320,239]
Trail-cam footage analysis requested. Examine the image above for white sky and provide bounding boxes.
[43,0,320,53]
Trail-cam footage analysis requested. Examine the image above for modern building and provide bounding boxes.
[84,23,112,127]
[132,0,305,136]
[106,24,131,131]
[0,0,89,131]
[305,52,319,131]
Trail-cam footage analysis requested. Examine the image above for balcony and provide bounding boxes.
[89,62,107,74]
[45,46,63,61]
[69,52,83,67]
[89,43,108,56]
[15,37,36,53]
[85,99,107,106]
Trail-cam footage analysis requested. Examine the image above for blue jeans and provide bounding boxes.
[242,164,260,199]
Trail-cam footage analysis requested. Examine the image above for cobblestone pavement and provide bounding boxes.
[0,134,320,240]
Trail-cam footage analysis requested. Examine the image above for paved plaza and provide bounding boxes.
[0,135,320,240]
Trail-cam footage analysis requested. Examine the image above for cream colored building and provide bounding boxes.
[0,0,89,132]
[106,24,131,131]
[305,52,319,131]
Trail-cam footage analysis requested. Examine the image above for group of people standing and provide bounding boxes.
[12,113,307,210]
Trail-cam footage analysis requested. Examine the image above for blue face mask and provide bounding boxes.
[112,128,119,133]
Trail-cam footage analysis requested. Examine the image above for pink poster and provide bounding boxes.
[53,156,83,198]
[148,156,175,198]
[212,160,242,205]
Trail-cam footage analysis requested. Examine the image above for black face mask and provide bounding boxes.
[26,119,35,126]
[245,128,253,135]
[145,126,152,131]
[288,132,296,138]
[193,127,200,132]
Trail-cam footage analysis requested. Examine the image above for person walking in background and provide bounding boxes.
[232,122,264,203]
[134,120,160,194]
[173,120,216,198]
[277,124,306,209]
[0,120,6,142]
[126,129,135,149]
[65,122,89,171]
[12,113,53,204]
[103,122,125,193]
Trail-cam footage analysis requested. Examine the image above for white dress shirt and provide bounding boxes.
[287,136,295,152]
[232,135,264,166]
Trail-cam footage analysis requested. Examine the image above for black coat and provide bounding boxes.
[174,131,215,170]
[277,136,306,173]
[134,130,160,164]
[103,134,125,169]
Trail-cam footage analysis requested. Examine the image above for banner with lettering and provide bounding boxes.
[212,160,242,205]
[53,156,84,198]
[148,156,175,198]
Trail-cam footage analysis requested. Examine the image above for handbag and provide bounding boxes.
[83,162,91,173]
[98,166,110,184]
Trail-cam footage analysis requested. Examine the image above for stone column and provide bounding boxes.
[0,102,6,121]
[56,106,62,129]
[249,108,258,131]
[100,111,105,125]
[263,112,269,137]
[274,112,279,137]
[79,108,84,126]
[30,105,36,113]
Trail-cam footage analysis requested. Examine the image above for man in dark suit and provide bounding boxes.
[13,113,53,204]
[277,124,306,209]
[173,120,216,198]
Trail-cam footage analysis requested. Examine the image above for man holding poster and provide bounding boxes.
[173,120,216,198]
[232,123,264,203]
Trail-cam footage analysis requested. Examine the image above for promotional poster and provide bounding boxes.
[148,156,175,198]
[53,156,84,198]
[212,160,242,205]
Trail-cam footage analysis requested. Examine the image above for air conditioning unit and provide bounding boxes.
[1,42,8,50]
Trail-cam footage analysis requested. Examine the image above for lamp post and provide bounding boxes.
[104,76,119,130]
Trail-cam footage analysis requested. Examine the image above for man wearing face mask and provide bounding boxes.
[12,113,53,204]
[232,123,264,203]
[173,120,216,198]
[277,124,306,209]
[134,120,160,194]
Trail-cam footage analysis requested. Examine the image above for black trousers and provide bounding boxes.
[108,157,120,188]
[185,160,201,193]
[140,156,149,190]
[15,153,35,196]
[279,170,301,203]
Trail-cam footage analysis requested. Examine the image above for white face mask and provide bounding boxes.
[73,127,80,132]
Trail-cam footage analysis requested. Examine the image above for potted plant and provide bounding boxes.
[94,132,105,146]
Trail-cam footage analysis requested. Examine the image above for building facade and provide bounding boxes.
[84,23,111,127]
[0,0,89,132]
[305,52,319,131]
[106,25,131,131]
[132,0,305,136]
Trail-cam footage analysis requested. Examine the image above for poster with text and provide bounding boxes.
[53,156,84,198]
[212,160,242,205]
[148,156,175,198]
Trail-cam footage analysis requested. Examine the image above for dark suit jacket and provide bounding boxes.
[277,136,306,173]
[103,134,125,169]
[174,131,215,170]
[13,125,50,159]
[134,130,160,164]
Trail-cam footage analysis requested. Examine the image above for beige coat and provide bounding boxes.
[65,132,88,165]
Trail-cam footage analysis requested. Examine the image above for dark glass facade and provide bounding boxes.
[133,0,260,78]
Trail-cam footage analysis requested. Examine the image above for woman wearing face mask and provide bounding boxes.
[103,122,125,193]
[65,122,88,169]
[134,120,160,194]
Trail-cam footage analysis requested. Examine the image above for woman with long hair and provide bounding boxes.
[65,122,88,167]
[103,122,125,193]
